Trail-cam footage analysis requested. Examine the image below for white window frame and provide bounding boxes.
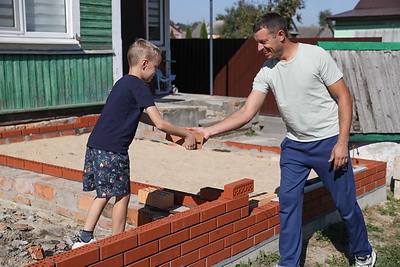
[0,0,80,46]
[146,0,164,46]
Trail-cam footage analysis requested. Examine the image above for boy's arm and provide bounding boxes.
[143,106,197,149]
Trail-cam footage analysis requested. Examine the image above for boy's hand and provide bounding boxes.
[165,131,205,150]
[183,133,197,150]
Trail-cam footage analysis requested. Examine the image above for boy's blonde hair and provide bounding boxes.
[127,38,162,67]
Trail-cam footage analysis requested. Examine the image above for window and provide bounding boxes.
[0,0,78,43]
[147,0,164,46]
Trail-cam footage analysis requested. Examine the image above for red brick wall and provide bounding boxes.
[0,115,387,267]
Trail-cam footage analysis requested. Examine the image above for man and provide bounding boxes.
[191,13,376,267]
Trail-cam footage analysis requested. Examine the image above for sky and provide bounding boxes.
[170,0,360,26]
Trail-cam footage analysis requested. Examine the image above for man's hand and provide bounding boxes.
[187,127,211,140]
[328,142,349,171]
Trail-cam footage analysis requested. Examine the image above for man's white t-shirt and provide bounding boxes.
[252,43,343,142]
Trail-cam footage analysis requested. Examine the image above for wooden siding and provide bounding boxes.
[0,54,113,113]
[80,0,112,50]
[321,43,400,134]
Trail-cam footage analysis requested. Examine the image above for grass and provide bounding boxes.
[236,190,400,267]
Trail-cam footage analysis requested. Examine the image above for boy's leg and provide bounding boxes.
[83,196,110,232]
[112,193,131,234]
[278,138,310,267]
[311,136,372,256]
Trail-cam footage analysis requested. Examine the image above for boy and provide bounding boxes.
[72,38,197,248]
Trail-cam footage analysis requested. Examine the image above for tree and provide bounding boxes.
[319,9,332,27]
[185,25,192,39]
[217,0,305,38]
[200,22,208,39]
[170,29,175,39]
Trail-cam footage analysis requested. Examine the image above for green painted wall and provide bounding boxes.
[0,0,114,114]
[0,54,113,113]
[80,0,113,50]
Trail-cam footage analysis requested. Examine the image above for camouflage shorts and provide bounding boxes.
[82,147,131,198]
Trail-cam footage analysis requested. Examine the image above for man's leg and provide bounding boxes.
[278,138,310,266]
[311,136,372,256]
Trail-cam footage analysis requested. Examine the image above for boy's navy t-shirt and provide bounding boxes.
[87,75,155,154]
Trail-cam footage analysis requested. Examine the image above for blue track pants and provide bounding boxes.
[277,136,372,267]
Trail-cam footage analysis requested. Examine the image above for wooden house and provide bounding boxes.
[328,0,400,41]
[0,0,173,122]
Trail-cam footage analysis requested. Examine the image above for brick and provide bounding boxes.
[62,168,83,181]
[233,214,257,232]
[225,195,249,212]
[8,136,26,143]
[310,187,327,199]
[126,258,149,267]
[187,259,206,267]
[39,125,57,133]
[231,238,254,256]
[98,231,138,259]
[268,215,280,228]
[222,178,254,199]
[28,245,44,260]
[43,132,61,139]
[194,201,226,221]
[89,254,123,267]
[0,177,14,191]
[28,133,45,141]
[56,124,74,131]
[170,250,200,267]
[6,156,25,169]
[15,178,34,195]
[126,206,152,227]
[149,246,180,267]
[24,160,43,173]
[165,131,205,150]
[42,163,63,177]
[181,234,209,254]
[12,196,31,205]
[138,187,174,209]
[167,209,200,232]
[200,187,223,201]
[2,129,22,138]
[254,228,275,245]
[34,182,54,201]
[22,128,40,135]
[124,240,158,265]
[159,229,189,250]
[199,239,224,258]
[134,219,171,245]
[250,193,278,207]
[217,209,241,227]
[224,228,248,247]
[248,221,269,236]
[206,247,231,267]
[209,224,233,243]
[190,218,217,238]
[50,244,99,267]
[0,154,7,165]
[60,129,77,136]
[251,203,279,223]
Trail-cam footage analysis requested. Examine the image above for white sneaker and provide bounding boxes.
[355,250,377,267]
[71,237,97,249]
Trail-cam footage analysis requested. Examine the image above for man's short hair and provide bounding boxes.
[253,12,288,37]
[127,38,162,67]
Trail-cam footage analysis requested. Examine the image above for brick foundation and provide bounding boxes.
[0,115,387,267]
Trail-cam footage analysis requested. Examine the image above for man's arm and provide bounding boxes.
[190,90,267,139]
[327,78,353,170]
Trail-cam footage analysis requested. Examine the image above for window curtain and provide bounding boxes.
[25,0,66,32]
